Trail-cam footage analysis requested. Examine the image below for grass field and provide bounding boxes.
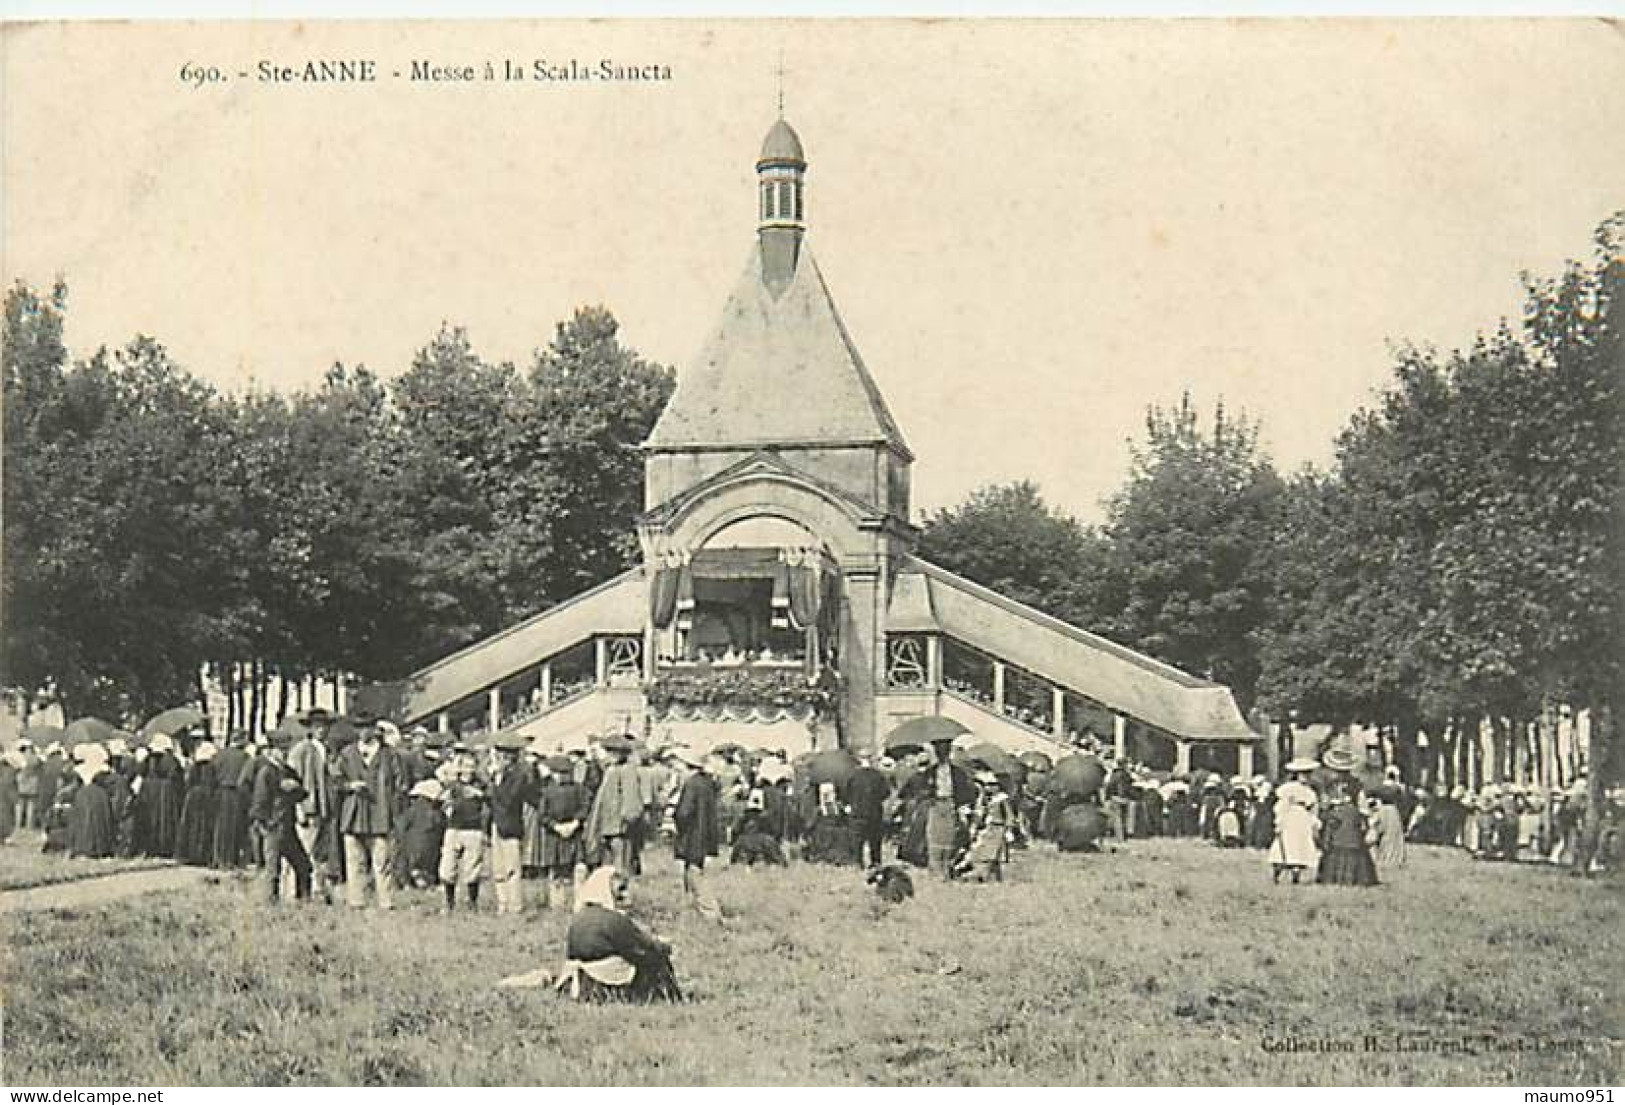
[0,836,176,891]
[1,838,1619,1086]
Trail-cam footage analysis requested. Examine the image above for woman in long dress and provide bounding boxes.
[1317,785,1379,886]
[1267,762,1321,883]
[68,750,117,859]
[532,757,588,909]
[138,734,187,858]
[176,741,220,865]
[1368,787,1407,869]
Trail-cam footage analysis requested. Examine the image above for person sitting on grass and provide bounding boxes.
[555,866,682,1003]
[804,781,862,866]
[956,769,1013,882]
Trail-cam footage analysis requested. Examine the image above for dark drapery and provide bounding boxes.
[650,566,682,630]
[788,562,821,631]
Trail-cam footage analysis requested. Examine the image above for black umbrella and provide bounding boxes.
[800,749,859,789]
[963,741,1020,777]
[883,716,970,756]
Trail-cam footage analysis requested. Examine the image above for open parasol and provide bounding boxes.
[65,717,119,746]
[800,748,859,789]
[1048,753,1107,802]
[962,741,1021,778]
[140,705,206,740]
[23,724,65,748]
[883,715,970,756]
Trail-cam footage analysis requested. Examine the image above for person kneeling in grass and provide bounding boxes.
[555,866,682,1002]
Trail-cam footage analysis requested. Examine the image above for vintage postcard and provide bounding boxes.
[1,16,1620,1092]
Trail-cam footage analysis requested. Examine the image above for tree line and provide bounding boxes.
[4,214,1618,801]
[2,293,673,725]
[918,214,1621,799]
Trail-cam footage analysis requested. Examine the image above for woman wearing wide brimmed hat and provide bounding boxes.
[896,737,976,878]
[1315,778,1380,886]
[1267,759,1322,883]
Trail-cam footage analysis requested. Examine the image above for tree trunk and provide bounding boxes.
[254,662,262,733]
[1395,718,1419,786]
[1573,703,1613,876]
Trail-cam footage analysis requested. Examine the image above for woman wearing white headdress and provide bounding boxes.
[68,744,117,858]
[554,866,682,1002]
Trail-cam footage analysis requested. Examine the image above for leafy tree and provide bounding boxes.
[916,480,1117,627]
[511,306,674,605]
[2,281,71,712]
[1103,395,1284,710]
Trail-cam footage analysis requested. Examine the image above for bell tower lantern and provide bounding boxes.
[757,118,806,296]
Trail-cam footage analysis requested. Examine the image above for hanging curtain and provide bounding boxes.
[675,565,696,629]
[649,566,681,629]
[771,562,792,629]
[787,563,821,631]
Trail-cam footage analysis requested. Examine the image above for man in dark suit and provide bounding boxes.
[844,754,893,868]
[672,749,721,919]
[487,733,540,915]
[251,729,311,904]
[333,715,401,910]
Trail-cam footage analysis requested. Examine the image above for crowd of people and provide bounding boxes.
[1054,747,1621,879]
[2,714,1619,1000]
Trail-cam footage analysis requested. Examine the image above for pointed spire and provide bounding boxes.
[776,49,786,118]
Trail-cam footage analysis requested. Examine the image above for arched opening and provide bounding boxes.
[650,513,836,670]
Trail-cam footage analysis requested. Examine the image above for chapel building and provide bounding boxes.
[397,118,1260,774]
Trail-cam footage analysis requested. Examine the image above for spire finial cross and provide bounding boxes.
[776,50,786,117]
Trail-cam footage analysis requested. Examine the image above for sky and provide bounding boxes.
[3,19,1622,523]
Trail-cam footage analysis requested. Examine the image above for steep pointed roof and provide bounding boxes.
[644,244,912,460]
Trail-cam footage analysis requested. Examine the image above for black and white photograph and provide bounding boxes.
[0,12,1620,1092]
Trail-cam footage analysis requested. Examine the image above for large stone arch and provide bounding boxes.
[656,472,876,563]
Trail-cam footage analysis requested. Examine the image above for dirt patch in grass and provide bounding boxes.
[0,841,177,891]
[1,840,1619,1085]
